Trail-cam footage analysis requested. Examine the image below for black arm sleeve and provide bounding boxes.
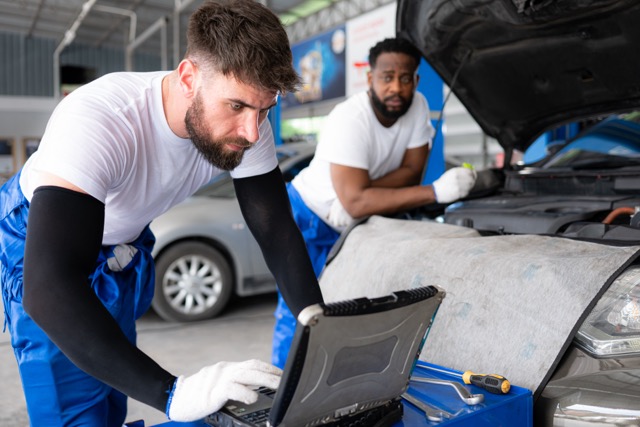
[233,167,324,316]
[23,186,176,412]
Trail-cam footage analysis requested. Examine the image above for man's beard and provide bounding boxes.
[185,95,251,171]
[370,89,413,120]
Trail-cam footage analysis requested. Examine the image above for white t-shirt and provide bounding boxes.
[20,71,278,245]
[292,90,434,220]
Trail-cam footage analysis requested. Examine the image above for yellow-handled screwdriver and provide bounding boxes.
[419,364,511,394]
[462,371,511,395]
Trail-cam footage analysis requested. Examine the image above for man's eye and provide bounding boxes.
[231,104,242,111]
[401,76,413,84]
[258,109,270,123]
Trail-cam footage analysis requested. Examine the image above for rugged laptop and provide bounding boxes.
[205,285,445,427]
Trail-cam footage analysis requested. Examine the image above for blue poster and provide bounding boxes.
[281,25,346,110]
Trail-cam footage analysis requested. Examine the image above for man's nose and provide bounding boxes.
[238,111,260,143]
[388,77,402,93]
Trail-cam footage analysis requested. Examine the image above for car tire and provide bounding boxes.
[152,241,233,322]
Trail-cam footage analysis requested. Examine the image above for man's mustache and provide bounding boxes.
[384,95,406,103]
[222,138,253,149]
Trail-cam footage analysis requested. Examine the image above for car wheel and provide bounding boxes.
[153,241,233,322]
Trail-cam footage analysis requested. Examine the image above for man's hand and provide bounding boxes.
[327,198,354,229]
[167,359,282,422]
[432,166,477,204]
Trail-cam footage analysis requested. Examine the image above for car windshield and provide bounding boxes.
[542,113,640,170]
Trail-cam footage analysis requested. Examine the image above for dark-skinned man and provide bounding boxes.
[272,37,477,367]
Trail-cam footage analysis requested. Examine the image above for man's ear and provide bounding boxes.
[414,73,420,89]
[177,59,197,98]
[367,70,373,87]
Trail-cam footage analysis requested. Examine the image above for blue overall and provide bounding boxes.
[271,183,340,368]
[0,173,156,426]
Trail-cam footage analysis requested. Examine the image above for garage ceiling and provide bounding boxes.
[0,0,334,55]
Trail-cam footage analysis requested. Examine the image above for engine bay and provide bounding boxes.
[443,167,640,241]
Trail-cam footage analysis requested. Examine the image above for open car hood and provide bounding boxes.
[397,0,640,153]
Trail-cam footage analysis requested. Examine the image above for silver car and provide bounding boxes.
[149,142,316,322]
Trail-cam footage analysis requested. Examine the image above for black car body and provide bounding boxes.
[391,1,640,425]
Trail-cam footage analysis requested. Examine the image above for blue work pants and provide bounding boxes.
[0,173,156,426]
[272,183,340,368]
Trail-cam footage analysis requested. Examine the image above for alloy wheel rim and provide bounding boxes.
[163,254,224,315]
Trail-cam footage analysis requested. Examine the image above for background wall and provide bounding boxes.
[0,31,161,98]
[0,97,57,179]
[0,30,163,178]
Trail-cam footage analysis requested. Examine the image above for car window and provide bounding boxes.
[196,147,314,198]
[542,115,640,169]
[282,155,313,182]
[276,151,293,163]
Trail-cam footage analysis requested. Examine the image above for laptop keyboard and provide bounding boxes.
[257,386,277,398]
[241,408,270,425]
[236,387,275,426]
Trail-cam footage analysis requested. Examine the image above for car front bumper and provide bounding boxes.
[537,346,640,426]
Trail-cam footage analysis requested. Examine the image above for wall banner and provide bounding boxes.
[281,25,347,110]
[345,2,397,96]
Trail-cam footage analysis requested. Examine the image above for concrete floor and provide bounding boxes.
[0,293,278,427]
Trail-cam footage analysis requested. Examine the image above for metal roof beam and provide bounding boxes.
[92,5,138,71]
[127,15,169,71]
[53,0,97,98]
[92,0,144,49]
[26,0,46,37]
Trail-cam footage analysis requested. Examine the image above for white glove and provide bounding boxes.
[326,197,354,229]
[167,359,282,422]
[432,167,477,204]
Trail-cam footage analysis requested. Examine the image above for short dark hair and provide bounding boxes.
[186,0,301,94]
[368,38,422,70]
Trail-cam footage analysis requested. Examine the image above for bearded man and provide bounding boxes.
[0,0,322,424]
[271,37,477,367]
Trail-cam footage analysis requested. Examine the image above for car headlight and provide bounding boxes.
[575,265,640,357]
